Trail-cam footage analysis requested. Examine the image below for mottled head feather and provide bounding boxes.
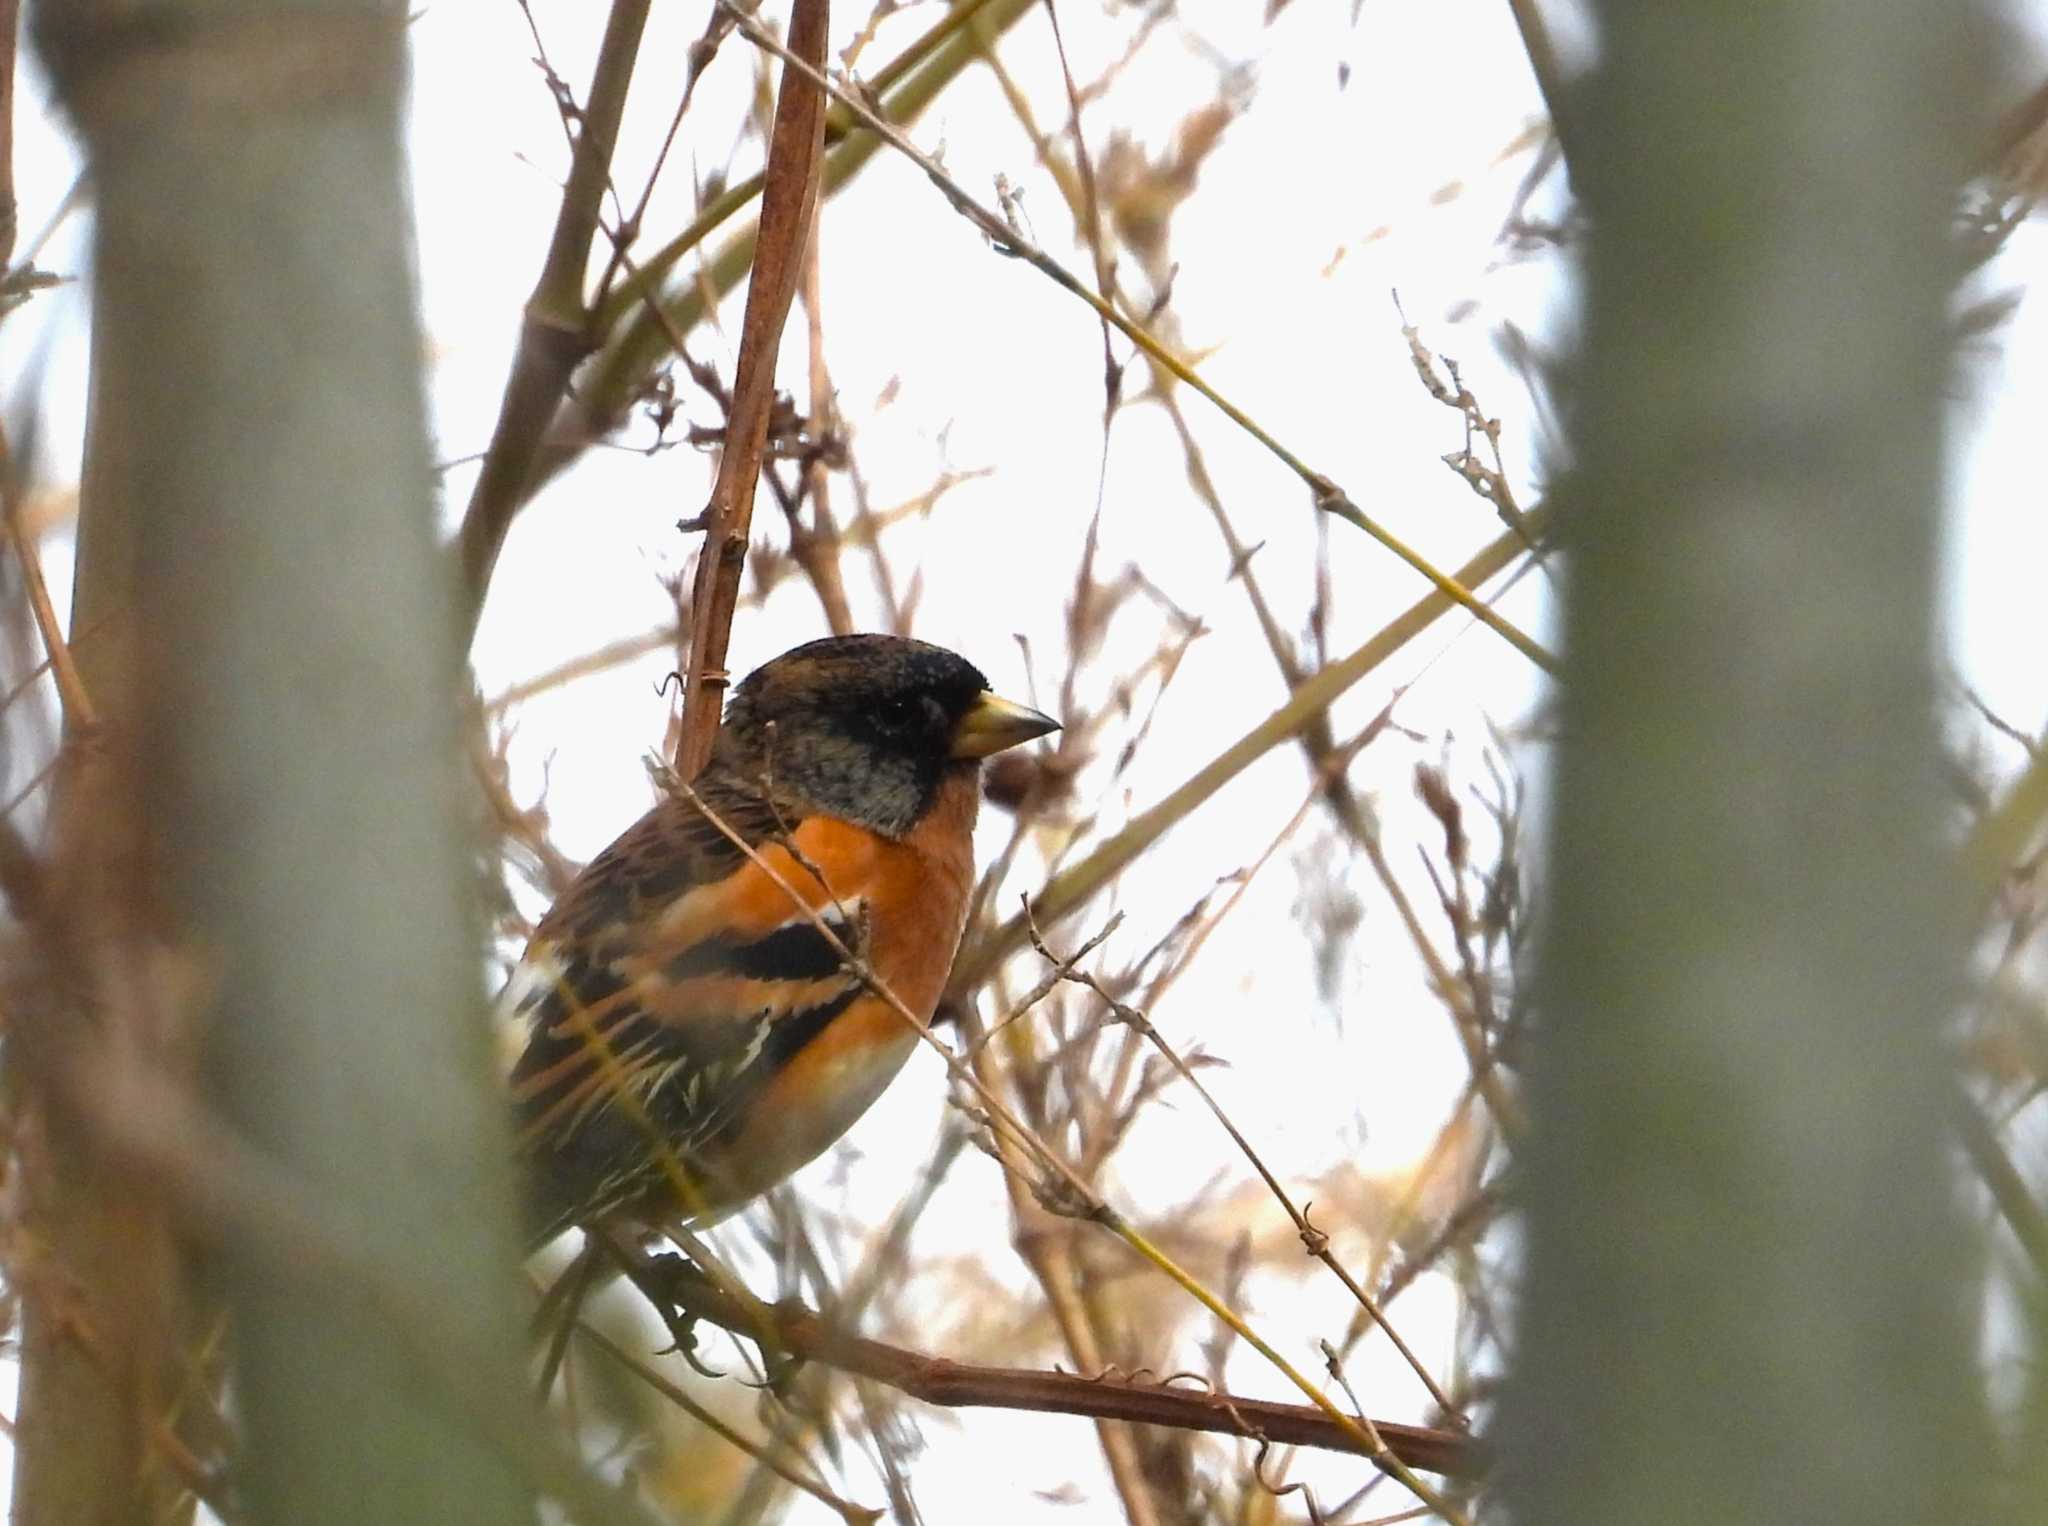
[712,635,994,837]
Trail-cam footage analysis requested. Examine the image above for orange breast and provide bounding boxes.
[665,767,981,1211]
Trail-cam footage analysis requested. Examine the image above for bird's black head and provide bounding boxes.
[715,634,1057,836]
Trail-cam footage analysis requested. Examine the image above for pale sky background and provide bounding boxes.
[7,2,2048,1520]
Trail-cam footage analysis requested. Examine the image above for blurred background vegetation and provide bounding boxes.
[3,1,2047,1523]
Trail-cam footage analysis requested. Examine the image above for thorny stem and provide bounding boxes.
[648,1262,1482,1477]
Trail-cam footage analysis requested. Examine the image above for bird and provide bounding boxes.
[504,633,1059,1249]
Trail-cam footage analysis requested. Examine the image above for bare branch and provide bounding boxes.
[674,0,830,779]
[647,1262,1484,1480]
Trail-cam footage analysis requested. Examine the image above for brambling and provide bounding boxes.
[506,634,1059,1247]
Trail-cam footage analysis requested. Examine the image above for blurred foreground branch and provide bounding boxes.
[32,3,531,1520]
[1503,2,1989,1520]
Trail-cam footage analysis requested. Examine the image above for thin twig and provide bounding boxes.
[1,752,58,822]
[669,785,1471,1522]
[483,623,681,714]
[589,6,737,315]
[1025,920,1467,1427]
[719,0,1558,678]
[952,513,1547,994]
[574,1317,883,1524]
[1347,797,1527,1141]
[1398,307,1545,560]
[1040,0,1122,424]
[457,0,653,631]
[792,226,857,635]
[2,424,96,732]
[530,0,1040,510]
[1955,1089,2048,1278]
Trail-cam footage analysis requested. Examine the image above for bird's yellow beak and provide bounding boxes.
[949,691,1060,759]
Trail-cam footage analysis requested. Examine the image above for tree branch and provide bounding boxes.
[674,0,829,778]
[652,1262,1484,1481]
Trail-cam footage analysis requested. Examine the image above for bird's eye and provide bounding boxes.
[876,696,918,732]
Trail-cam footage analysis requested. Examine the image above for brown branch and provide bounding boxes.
[651,1264,1484,1481]
[674,0,830,779]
